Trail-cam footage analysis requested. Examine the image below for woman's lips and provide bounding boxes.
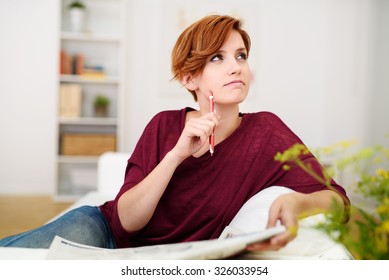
[224,80,245,87]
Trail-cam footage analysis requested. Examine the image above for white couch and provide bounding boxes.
[0,152,353,260]
[52,152,130,218]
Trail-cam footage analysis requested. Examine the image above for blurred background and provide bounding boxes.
[0,0,388,199]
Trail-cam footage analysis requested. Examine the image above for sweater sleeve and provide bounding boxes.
[262,112,349,204]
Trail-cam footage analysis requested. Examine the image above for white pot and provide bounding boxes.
[69,8,86,33]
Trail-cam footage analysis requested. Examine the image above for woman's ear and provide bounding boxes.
[182,74,198,91]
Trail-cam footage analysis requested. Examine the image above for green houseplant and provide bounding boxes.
[94,95,110,117]
[68,1,85,9]
[274,140,389,259]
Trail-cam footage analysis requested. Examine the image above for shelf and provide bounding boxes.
[61,32,122,43]
[59,117,118,126]
[58,155,99,164]
[55,0,126,200]
[60,74,119,84]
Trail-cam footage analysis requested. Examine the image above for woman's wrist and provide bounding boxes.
[297,190,344,219]
[165,150,187,167]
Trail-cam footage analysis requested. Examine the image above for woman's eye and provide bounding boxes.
[237,53,247,60]
[210,54,222,62]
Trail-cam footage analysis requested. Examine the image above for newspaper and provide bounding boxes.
[46,226,285,260]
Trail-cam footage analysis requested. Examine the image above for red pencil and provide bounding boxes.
[209,92,215,156]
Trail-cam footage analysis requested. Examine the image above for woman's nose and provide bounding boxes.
[228,58,241,75]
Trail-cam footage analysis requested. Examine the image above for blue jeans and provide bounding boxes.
[0,206,116,249]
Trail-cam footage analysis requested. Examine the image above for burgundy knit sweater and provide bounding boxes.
[99,108,349,248]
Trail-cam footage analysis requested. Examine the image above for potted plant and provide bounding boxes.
[94,95,110,117]
[68,1,86,33]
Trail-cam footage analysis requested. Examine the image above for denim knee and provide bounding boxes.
[0,206,116,249]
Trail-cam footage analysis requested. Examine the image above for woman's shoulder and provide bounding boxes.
[143,108,189,133]
[241,111,295,138]
[242,111,285,125]
[152,108,184,119]
[243,111,302,145]
[147,108,186,124]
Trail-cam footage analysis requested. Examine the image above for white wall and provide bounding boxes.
[123,0,383,153]
[368,0,389,146]
[0,0,59,194]
[0,0,387,195]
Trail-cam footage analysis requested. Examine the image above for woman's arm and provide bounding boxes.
[247,189,345,251]
[117,112,218,232]
[117,151,183,232]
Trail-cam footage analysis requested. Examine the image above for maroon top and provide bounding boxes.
[99,108,349,248]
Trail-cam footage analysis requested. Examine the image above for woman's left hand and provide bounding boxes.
[246,192,305,251]
[246,189,345,251]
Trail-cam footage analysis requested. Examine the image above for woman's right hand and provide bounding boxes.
[170,112,219,160]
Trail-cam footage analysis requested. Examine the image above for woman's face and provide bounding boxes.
[191,30,251,106]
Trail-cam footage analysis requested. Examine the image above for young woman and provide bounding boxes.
[0,15,349,251]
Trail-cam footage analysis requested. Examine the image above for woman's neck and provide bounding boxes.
[189,105,242,144]
[214,106,242,143]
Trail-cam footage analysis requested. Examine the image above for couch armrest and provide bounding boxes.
[97,152,131,197]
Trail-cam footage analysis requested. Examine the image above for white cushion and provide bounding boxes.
[225,186,353,259]
[97,152,130,197]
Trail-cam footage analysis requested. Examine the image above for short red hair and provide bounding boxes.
[171,15,251,101]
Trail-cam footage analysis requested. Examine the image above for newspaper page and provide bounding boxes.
[46,226,286,260]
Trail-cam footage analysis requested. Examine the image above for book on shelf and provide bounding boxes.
[80,72,106,80]
[60,49,84,75]
[60,49,105,79]
[60,49,70,75]
[59,84,82,118]
[80,65,106,80]
[75,53,84,75]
